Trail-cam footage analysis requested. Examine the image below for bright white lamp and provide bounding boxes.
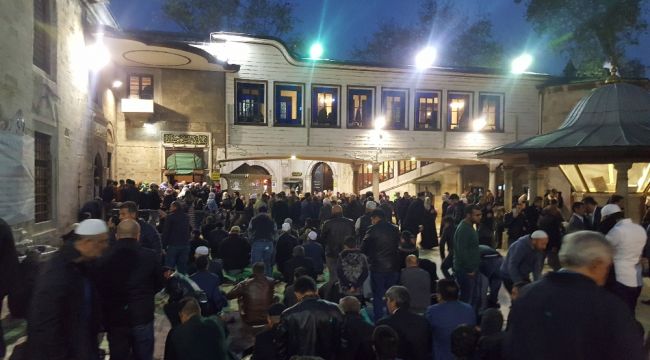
[86,34,110,71]
[374,116,386,130]
[511,53,533,74]
[415,46,437,70]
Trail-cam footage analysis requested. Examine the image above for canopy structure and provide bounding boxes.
[478,82,650,214]
[166,153,203,175]
[479,82,650,165]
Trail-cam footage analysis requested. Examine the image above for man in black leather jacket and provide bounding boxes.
[321,205,355,282]
[275,276,343,360]
[361,209,401,321]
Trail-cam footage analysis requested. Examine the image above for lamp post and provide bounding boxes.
[371,116,386,197]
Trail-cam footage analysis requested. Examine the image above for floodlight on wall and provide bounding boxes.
[85,33,110,72]
[374,116,386,131]
[472,116,487,132]
[410,157,416,161]
[511,53,533,74]
[112,80,122,88]
[415,46,437,70]
[309,43,324,60]
[290,154,297,160]
[143,122,156,134]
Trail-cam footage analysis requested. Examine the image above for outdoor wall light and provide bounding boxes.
[472,116,487,132]
[310,43,324,60]
[86,33,110,71]
[415,46,437,70]
[511,53,533,74]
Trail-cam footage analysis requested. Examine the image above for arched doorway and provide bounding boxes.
[93,153,103,198]
[227,163,272,194]
[312,162,333,192]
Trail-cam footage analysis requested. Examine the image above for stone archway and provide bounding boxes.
[311,162,334,193]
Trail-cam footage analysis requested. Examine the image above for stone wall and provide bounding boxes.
[0,0,103,242]
[112,68,226,183]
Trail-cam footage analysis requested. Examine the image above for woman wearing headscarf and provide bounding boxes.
[420,197,438,249]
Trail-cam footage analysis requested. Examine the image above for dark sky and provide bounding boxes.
[109,0,650,75]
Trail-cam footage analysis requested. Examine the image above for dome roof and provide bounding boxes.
[479,82,650,163]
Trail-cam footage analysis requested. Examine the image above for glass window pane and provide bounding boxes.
[275,84,303,126]
[382,90,407,129]
[348,88,374,129]
[448,92,472,131]
[479,93,503,131]
[415,91,440,130]
[236,82,266,124]
[312,86,339,127]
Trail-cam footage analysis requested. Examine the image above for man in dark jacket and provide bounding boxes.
[162,201,191,273]
[506,231,645,360]
[226,262,276,326]
[276,223,299,274]
[219,226,251,275]
[97,219,165,360]
[361,209,401,321]
[337,236,369,298]
[248,206,277,276]
[320,205,355,282]
[276,276,344,359]
[376,286,432,360]
[504,202,528,246]
[282,246,316,284]
[252,303,286,360]
[355,201,376,242]
[0,218,18,358]
[395,192,411,226]
[118,201,162,256]
[523,196,543,233]
[339,296,374,360]
[28,219,110,360]
[272,192,291,228]
[206,222,228,259]
[402,192,427,236]
[566,201,587,234]
[163,266,208,328]
[583,196,602,230]
[165,297,230,360]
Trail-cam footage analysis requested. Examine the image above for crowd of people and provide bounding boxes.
[1,178,650,360]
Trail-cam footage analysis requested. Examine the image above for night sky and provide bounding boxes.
[109,0,650,75]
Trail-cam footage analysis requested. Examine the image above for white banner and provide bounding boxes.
[0,133,34,225]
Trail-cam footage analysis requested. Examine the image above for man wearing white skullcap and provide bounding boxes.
[276,222,299,275]
[28,218,109,359]
[500,230,549,293]
[303,231,325,275]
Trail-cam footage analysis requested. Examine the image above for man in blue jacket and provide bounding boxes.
[500,230,548,293]
[118,201,162,256]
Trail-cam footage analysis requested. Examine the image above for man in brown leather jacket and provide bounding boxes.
[226,262,276,326]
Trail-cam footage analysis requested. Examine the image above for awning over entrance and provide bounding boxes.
[166,153,203,175]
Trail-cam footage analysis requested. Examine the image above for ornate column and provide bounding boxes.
[503,166,514,212]
[457,166,464,194]
[614,162,632,212]
[351,164,359,194]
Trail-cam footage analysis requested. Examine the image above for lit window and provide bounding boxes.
[382,89,408,129]
[275,83,303,126]
[415,91,440,130]
[236,81,266,125]
[348,87,374,129]
[447,92,473,131]
[398,160,418,175]
[312,86,339,127]
[357,161,395,190]
[478,93,504,132]
[128,75,154,100]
